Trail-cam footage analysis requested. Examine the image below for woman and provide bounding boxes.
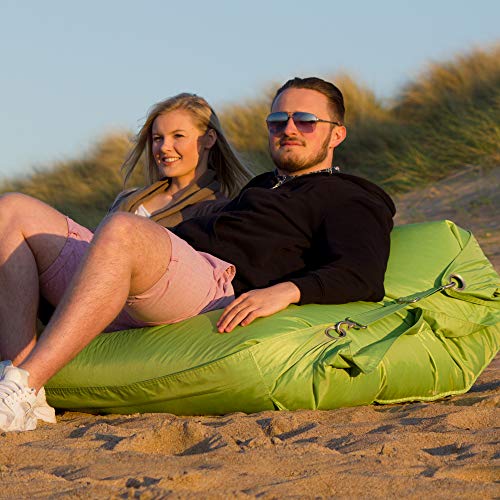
[1,92,251,333]
[108,93,251,226]
[35,93,251,325]
[0,93,251,427]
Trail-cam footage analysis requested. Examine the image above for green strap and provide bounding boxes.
[325,273,466,340]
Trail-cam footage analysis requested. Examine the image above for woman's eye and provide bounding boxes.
[153,136,162,142]
[174,133,185,138]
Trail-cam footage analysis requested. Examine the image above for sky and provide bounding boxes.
[0,0,498,179]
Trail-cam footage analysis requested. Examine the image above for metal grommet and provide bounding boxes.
[447,273,466,291]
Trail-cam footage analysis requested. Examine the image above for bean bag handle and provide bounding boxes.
[325,273,466,340]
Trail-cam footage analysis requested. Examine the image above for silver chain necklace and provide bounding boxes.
[271,166,340,189]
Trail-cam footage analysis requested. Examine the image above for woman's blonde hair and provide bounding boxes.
[121,93,252,197]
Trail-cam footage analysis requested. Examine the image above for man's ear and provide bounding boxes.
[329,125,347,149]
[205,129,217,149]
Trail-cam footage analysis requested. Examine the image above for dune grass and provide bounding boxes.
[220,45,500,192]
[0,132,140,228]
[1,44,498,227]
[369,44,500,191]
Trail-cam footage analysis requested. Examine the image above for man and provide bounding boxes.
[0,77,395,431]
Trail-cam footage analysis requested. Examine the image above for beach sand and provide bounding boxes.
[1,166,498,498]
[1,357,498,498]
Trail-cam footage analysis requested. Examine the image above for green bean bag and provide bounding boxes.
[45,220,500,414]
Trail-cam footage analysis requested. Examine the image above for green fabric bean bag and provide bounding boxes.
[45,220,500,414]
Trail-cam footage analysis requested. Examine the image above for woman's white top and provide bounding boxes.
[134,204,151,218]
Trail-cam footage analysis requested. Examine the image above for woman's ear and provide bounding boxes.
[205,129,217,149]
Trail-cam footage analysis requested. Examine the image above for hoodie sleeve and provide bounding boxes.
[289,184,395,305]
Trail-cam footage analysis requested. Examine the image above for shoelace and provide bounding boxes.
[0,380,34,402]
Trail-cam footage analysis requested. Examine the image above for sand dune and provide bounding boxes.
[393,166,499,270]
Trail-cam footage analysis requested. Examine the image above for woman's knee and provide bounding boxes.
[0,193,68,236]
[0,193,35,218]
[0,193,43,231]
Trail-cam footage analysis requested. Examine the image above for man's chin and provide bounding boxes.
[271,153,307,173]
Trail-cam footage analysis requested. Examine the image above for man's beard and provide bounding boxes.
[269,133,331,174]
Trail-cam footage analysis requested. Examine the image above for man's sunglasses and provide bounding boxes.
[266,112,341,134]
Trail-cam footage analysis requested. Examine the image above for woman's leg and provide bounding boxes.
[20,212,173,390]
[0,193,69,365]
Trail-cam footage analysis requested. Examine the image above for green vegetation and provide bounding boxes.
[1,44,498,227]
[0,133,142,228]
[221,44,500,191]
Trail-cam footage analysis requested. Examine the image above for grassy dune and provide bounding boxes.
[221,44,500,190]
[0,133,138,228]
[1,44,499,228]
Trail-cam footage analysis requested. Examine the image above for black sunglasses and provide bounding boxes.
[266,112,341,134]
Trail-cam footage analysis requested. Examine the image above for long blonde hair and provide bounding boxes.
[121,93,252,197]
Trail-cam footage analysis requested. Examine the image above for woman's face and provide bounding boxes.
[151,109,214,185]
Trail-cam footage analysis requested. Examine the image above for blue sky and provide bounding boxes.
[0,0,498,178]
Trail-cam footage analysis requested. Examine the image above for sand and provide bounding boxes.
[0,357,498,498]
[392,165,499,270]
[1,166,498,498]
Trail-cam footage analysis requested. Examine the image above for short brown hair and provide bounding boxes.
[272,77,345,124]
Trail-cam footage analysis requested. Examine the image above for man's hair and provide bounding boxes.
[272,77,345,124]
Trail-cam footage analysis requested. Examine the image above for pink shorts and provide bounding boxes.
[39,217,235,331]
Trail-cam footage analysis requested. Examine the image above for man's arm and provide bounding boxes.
[217,187,394,332]
[217,282,300,333]
[288,192,393,305]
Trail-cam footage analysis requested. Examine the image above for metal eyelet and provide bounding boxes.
[443,273,466,291]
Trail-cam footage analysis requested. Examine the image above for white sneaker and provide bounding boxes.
[0,365,37,431]
[33,386,57,424]
[0,361,56,424]
[0,363,56,432]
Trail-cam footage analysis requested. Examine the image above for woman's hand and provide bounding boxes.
[217,282,301,333]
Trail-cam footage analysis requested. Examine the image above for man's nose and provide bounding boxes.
[283,115,299,135]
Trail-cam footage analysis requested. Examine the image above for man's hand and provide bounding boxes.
[217,282,301,333]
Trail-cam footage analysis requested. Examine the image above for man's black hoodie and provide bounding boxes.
[173,170,396,305]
